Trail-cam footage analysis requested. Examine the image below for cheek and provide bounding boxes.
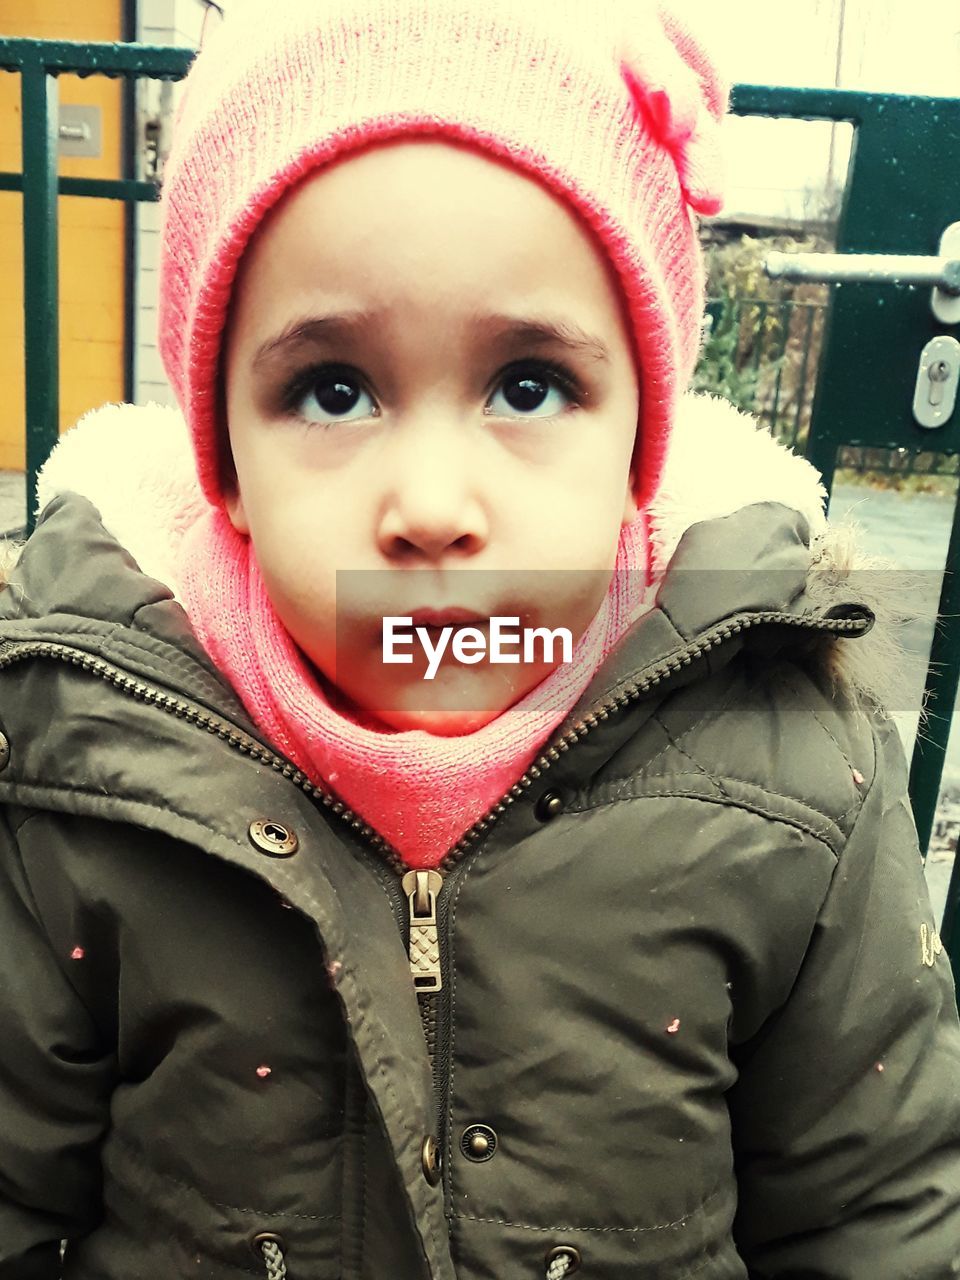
[232,424,350,548]
[531,417,636,540]
[257,536,338,660]
[522,483,626,572]
[233,474,345,661]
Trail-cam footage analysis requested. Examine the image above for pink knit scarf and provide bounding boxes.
[177,509,653,868]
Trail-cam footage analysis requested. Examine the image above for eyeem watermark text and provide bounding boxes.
[383,617,573,681]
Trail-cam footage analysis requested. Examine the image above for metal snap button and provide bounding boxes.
[460,1123,498,1162]
[546,1244,581,1274]
[535,790,565,822]
[248,819,299,858]
[420,1134,442,1186]
[0,732,10,772]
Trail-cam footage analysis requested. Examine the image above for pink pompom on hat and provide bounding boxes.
[157,0,730,512]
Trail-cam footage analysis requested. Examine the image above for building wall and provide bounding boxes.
[133,0,206,409]
[140,0,205,48]
[0,0,124,471]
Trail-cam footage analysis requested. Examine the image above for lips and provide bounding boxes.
[407,607,489,629]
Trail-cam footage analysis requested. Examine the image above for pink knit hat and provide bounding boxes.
[157,0,730,511]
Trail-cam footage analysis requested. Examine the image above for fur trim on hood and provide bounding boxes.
[12,390,915,713]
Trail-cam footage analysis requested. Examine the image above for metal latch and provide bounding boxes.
[57,105,102,159]
[913,335,960,429]
[934,224,960,325]
[764,221,960,323]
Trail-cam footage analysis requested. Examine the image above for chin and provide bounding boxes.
[371,701,506,737]
[363,677,534,735]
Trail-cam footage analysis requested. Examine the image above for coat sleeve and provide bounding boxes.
[728,708,960,1279]
[0,807,115,1279]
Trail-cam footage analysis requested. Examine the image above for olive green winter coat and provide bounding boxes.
[1,397,959,1280]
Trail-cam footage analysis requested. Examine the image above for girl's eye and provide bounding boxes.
[485,361,582,419]
[285,365,377,426]
[281,358,582,426]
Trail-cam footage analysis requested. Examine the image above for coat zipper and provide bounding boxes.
[401,870,444,993]
[386,605,871,1164]
[0,607,870,1179]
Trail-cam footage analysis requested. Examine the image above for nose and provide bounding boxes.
[377,420,489,562]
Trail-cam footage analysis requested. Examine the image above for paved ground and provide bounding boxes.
[0,472,27,539]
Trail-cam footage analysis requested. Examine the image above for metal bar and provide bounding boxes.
[730,82,946,123]
[751,301,768,381]
[765,250,960,294]
[0,172,159,201]
[121,0,138,405]
[20,59,60,536]
[908,488,960,873]
[941,832,960,974]
[808,439,838,504]
[792,305,817,448]
[726,299,741,392]
[0,36,193,79]
[769,303,791,438]
[797,104,855,500]
[910,487,960,978]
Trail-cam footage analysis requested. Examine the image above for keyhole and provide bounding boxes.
[928,359,951,406]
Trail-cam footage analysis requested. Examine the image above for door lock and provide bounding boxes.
[913,336,960,428]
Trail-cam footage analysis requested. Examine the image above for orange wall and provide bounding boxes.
[0,0,124,471]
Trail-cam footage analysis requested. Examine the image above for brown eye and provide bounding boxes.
[486,361,581,419]
[314,375,363,415]
[283,364,377,425]
[504,372,551,412]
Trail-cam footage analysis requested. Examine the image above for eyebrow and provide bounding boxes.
[251,310,612,369]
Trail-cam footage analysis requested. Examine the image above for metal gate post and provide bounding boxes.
[734,86,960,984]
[19,52,60,536]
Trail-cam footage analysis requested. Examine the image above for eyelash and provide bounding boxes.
[278,358,586,422]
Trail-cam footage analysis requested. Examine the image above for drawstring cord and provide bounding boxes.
[259,1237,287,1279]
[256,1230,575,1277]
[546,1251,574,1279]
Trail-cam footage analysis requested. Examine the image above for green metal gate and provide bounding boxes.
[731,84,960,968]
[2,39,960,984]
[0,39,191,507]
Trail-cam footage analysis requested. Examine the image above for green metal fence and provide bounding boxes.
[3,37,960,983]
[699,296,828,451]
[701,293,960,478]
[0,39,191,510]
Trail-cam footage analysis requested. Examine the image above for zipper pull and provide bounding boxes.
[401,869,444,993]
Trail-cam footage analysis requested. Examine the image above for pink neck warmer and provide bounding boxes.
[177,508,653,868]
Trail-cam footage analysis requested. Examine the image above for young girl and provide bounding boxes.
[1,1,958,1277]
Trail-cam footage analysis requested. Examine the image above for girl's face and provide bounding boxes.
[223,138,641,734]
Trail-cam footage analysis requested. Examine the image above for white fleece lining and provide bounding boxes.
[36,390,828,601]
